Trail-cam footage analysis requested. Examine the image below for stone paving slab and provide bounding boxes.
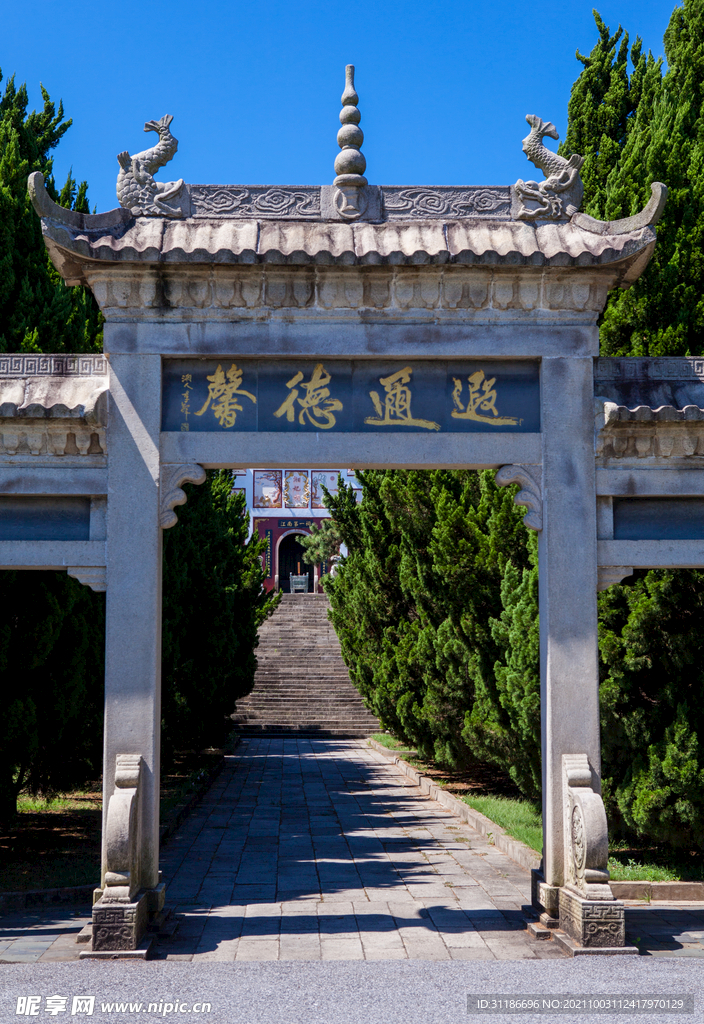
[154,737,556,961]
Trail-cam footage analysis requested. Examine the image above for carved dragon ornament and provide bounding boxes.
[513,115,585,222]
[116,114,187,218]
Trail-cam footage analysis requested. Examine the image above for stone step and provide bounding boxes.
[236,711,377,720]
[243,594,380,737]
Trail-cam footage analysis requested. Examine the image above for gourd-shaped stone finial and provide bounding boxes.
[334,65,367,187]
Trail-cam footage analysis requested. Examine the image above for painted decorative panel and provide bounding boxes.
[253,470,282,508]
[284,471,310,508]
[312,471,340,508]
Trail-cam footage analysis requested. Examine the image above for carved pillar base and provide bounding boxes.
[87,892,150,952]
[80,884,166,958]
[555,887,638,955]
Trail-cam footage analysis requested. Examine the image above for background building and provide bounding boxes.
[235,469,360,592]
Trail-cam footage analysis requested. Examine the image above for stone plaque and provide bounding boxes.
[162,359,540,434]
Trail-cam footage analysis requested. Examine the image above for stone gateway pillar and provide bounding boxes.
[536,356,622,951]
[19,81,673,955]
[94,353,165,951]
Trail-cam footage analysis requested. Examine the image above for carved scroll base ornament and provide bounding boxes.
[557,754,632,949]
[556,753,634,950]
[103,754,142,904]
[562,754,611,899]
[88,754,146,952]
[495,465,542,530]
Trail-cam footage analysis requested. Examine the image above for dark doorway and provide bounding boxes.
[278,532,314,593]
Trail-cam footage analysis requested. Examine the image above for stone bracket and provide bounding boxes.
[495,464,542,530]
[159,463,206,529]
[67,566,107,592]
[597,566,633,592]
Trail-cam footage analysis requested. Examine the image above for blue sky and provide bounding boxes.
[4,1,675,213]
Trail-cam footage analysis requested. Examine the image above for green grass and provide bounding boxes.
[607,859,680,882]
[17,793,100,813]
[369,737,702,883]
[463,795,543,853]
[371,732,415,752]
[462,795,687,881]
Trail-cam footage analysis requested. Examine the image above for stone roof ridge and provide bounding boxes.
[29,168,666,234]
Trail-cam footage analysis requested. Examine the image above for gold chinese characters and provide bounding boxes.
[451,370,520,427]
[195,363,256,428]
[273,363,343,429]
[183,362,522,432]
[364,366,440,431]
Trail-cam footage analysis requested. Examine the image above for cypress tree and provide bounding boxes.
[299,515,342,567]
[466,532,541,799]
[161,472,278,757]
[325,470,534,771]
[0,71,105,816]
[593,1,704,357]
[0,69,102,353]
[0,572,104,819]
[559,14,642,217]
[598,569,704,848]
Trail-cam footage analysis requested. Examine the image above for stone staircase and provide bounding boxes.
[234,593,380,737]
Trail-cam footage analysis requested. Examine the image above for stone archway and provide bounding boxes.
[16,92,673,955]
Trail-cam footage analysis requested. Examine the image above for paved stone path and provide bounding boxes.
[3,737,704,964]
[0,908,88,963]
[157,737,562,961]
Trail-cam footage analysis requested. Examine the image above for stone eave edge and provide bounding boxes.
[35,234,659,299]
[594,397,704,458]
[0,383,108,423]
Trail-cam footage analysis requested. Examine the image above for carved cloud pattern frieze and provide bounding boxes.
[383,187,511,219]
[190,186,321,219]
[188,185,512,220]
